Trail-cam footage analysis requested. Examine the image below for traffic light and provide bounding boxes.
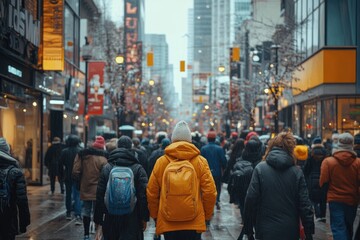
[252,45,262,63]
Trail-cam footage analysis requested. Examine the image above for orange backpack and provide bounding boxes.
[160,157,199,222]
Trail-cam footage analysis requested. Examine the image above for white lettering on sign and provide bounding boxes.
[8,0,40,47]
[8,65,22,77]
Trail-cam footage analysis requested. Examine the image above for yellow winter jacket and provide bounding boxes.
[147,141,217,235]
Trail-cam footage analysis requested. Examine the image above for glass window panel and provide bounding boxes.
[338,98,360,135]
[319,2,325,47]
[307,0,313,13]
[302,0,307,20]
[307,13,313,56]
[0,97,41,184]
[302,102,317,139]
[301,21,307,57]
[65,6,75,63]
[313,8,319,52]
[322,99,336,141]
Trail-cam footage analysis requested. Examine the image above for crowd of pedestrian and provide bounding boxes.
[1,123,360,240]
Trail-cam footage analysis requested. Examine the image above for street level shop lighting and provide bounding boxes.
[218,65,225,73]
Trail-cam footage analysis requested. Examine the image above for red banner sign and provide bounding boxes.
[88,61,105,115]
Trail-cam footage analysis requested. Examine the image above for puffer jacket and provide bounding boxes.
[94,148,149,240]
[244,147,314,240]
[72,147,108,200]
[147,141,217,235]
[0,150,30,237]
[320,152,360,206]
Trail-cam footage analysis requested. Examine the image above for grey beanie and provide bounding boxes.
[171,120,192,143]
[332,132,357,156]
[117,136,133,149]
[0,138,10,154]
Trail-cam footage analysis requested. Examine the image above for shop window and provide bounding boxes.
[337,98,360,135]
[322,99,336,141]
[0,97,41,184]
[302,102,317,140]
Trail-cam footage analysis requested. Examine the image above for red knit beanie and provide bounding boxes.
[93,136,105,150]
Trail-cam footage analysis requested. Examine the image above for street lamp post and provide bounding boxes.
[115,52,125,136]
[81,37,92,147]
[271,44,280,134]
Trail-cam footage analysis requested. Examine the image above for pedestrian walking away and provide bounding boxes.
[94,135,149,240]
[200,129,227,210]
[0,137,31,240]
[60,134,82,221]
[244,132,314,240]
[73,136,108,240]
[147,120,217,240]
[320,132,360,240]
[44,136,65,195]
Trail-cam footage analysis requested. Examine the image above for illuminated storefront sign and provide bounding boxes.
[42,0,64,71]
[87,61,106,115]
[124,0,141,72]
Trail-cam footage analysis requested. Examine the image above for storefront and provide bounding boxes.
[0,52,45,185]
[295,96,360,142]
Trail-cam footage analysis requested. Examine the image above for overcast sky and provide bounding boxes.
[111,0,193,98]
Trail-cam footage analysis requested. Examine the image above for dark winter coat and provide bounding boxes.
[44,142,65,177]
[244,147,314,240]
[201,142,227,177]
[60,136,81,184]
[134,148,149,177]
[94,148,149,240]
[354,144,360,158]
[303,144,328,202]
[0,150,30,238]
[147,148,165,176]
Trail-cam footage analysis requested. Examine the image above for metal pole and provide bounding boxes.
[84,60,88,148]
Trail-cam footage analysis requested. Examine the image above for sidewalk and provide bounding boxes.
[16,184,357,240]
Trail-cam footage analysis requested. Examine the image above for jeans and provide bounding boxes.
[329,201,357,240]
[82,200,95,218]
[213,175,222,203]
[65,181,82,217]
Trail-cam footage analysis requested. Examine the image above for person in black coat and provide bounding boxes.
[44,137,65,195]
[147,138,170,176]
[244,132,314,240]
[60,134,82,220]
[0,138,30,240]
[94,136,149,240]
[303,137,328,222]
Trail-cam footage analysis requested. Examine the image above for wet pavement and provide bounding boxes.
[15,184,357,240]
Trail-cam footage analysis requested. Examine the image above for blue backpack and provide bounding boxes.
[0,166,14,212]
[104,166,137,215]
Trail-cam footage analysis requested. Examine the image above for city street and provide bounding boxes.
[15,184,341,240]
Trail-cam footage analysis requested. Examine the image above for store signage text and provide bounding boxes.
[8,64,22,77]
[124,0,140,71]
[6,0,40,47]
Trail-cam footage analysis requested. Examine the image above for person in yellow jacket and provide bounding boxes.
[147,120,217,240]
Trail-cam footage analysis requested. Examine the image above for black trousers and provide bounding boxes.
[49,174,64,193]
[164,230,200,240]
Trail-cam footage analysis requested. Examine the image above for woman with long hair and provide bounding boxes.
[243,132,314,240]
[222,138,245,183]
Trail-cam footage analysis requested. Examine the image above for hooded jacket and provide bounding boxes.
[60,135,81,183]
[147,141,217,235]
[72,147,108,200]
[244,147,314,240]
[320,152,360,206]
[94,148,149,239]
[0,150,30,237]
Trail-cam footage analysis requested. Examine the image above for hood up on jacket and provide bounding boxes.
[333,151,357,167]
[108,147,139,166]
[294,145,309,161]
[266,147,295,170]
[165,141,200,160]
[0,150,19,167]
